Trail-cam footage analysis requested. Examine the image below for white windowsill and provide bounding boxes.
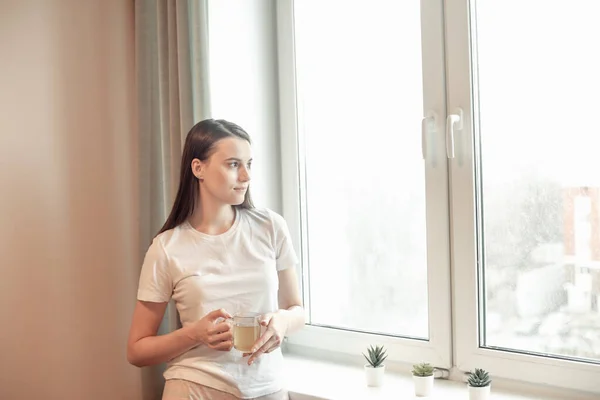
[282,349,598,400]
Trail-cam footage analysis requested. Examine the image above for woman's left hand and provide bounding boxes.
[244,311,288,365]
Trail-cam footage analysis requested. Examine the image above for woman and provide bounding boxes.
[127,119,304,399]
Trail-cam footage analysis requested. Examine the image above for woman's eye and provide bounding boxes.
[247,163,252,170]
[229,162,239,168]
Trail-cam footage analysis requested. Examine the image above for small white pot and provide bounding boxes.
[364,364,385,387]
[468,385,491,400]
[413,375,434,397]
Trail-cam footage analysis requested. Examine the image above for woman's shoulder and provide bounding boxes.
[240,207,287,230]
[150,223,189,250]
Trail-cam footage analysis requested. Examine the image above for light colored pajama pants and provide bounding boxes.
[162,379,289,400]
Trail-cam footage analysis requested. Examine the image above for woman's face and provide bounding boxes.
[194,137,252,206]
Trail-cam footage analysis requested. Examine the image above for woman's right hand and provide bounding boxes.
[190,308,234,351]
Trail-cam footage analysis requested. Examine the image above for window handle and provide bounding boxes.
[446,108,463,159]
[421,111,437,161]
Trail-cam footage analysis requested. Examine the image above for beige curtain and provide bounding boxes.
[135,1,211,398]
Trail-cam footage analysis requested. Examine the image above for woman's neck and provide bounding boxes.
[189,201,236,236]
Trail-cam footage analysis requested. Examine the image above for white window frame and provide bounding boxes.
[276,0,452,369]
[446,0,600,393]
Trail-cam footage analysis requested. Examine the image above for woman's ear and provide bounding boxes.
[191,158,204,181]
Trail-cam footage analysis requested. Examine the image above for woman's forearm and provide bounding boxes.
[127,324,199,367]
[280,305,306,336]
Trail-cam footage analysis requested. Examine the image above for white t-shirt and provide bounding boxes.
[137,207,299,399]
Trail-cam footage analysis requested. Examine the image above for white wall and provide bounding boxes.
[207,0,282,212]
[0,1,141,399]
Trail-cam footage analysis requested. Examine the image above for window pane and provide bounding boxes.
[294,1,428,338]
[475,0,600,361]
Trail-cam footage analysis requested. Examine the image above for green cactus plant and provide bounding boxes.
[411,362,435,377]
[362,345,387,368]
[466,368,491,387]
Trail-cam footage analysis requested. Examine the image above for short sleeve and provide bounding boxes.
[271,211,299,272]
[137,237,173,302]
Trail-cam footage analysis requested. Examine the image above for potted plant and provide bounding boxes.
[466,368,491,400]
[362,345,387,387]
[411,362,435,397]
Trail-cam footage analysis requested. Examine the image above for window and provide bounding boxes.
[450,0,600,392]
[278,0,600,394]
[294,0,429,339]
[277,0,451,367]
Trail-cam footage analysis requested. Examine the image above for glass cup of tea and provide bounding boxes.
[231,312,261,352]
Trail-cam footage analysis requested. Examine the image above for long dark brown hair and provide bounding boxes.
[156,119,254,236]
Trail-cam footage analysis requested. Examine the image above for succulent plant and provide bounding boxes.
[362,345,387,368]
[412,362,435,377]
[466,368,491,387]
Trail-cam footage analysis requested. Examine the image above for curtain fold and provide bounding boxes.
[135,1,210,398]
